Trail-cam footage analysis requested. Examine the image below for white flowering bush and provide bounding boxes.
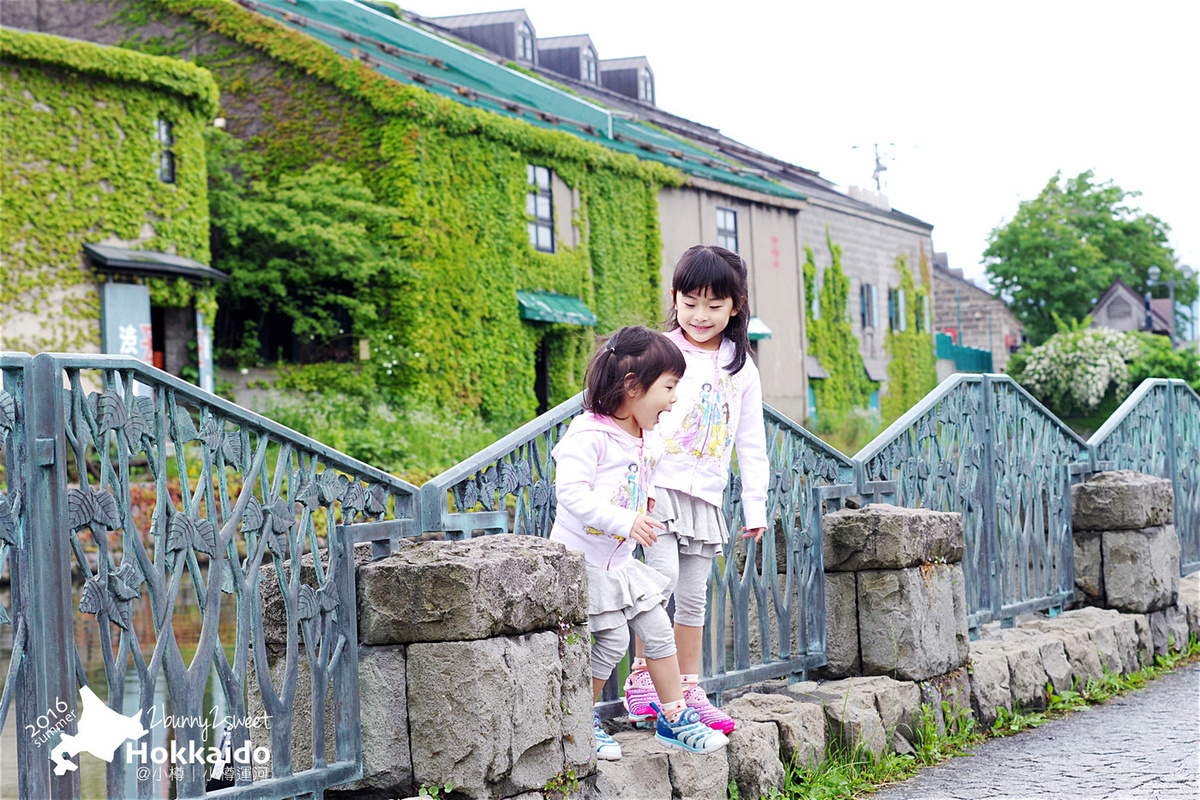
[1016,326,1141,416]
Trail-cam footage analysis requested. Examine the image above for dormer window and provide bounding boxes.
[638,69,654,103]
[154,118,175,183]
[518,22,536,62]
[582,46,598,83]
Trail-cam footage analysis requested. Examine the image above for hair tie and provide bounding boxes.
[606,341,617,353]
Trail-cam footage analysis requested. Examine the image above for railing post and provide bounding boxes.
[20,354,78,797]
[980,375,1001,626]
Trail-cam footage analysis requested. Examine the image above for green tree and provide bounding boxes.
[207,130,415,359]
[983,171,1189,345]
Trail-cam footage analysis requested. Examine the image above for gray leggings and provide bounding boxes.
[591,604,676,680]
[641,532,712,628]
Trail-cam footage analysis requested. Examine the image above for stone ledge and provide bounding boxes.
[824,505,965,571]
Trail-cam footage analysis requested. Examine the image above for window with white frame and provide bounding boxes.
[639,68,654,103]
[518,23,536,62]
[716,207,738,252]
[154,118,175,183]
[526,165,554,253]
[582,47,599,83]
[888,287,907,332]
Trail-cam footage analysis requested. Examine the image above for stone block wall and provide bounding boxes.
[820,505,970,681]
[1071,471,1180,616]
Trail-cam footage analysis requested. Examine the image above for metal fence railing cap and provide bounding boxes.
[35,352,420,495]
[1089,378,1192,449]
[762,402,855,476]
[420,391,584,532]
[852,372,979,469]
[989,373,1091,449]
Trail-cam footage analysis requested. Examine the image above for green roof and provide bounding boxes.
[516,291,597,326]
[236,0,804,201]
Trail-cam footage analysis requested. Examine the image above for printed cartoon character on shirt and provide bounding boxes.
[584,462,647,540]
[665,375,736,460]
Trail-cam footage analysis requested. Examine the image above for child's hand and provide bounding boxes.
[647,497,656,514]
[629,514,664,547]
[742,526,766,543]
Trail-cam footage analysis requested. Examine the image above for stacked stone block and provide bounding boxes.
[1071,471,1184,653]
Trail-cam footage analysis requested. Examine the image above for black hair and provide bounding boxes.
[584,326,686,418]
[665,244,752,374]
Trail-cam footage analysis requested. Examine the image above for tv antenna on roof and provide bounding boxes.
[851,142,894,192]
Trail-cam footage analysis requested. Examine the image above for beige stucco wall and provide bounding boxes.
[656,180,809,422]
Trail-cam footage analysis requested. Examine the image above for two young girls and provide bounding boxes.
[551,244,767,760]
[549,325,730,760]
[625,244,768,735]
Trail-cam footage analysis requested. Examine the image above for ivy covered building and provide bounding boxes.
[0,28,224,386]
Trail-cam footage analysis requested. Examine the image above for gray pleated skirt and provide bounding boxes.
[587,559,670,632]
[650,488,727,558]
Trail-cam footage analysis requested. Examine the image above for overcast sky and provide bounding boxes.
[406,0,1198,292]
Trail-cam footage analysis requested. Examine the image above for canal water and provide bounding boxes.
[0,583,239,799]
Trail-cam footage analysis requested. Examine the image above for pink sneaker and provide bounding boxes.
[684,685,736,734]
[623,669,660,726]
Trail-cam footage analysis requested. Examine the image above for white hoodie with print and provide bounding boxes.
[653,328,769,530]
[549,412,661,571]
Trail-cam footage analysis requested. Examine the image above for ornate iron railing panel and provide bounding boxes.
[855,374,1089,630]
[419,393,582,538]
[0,354,32,768]
[708,404,853,698]
[4,353,419,800]
[1092,379,1200,574]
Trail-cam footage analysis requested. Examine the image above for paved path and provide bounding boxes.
[872,661,1200,799]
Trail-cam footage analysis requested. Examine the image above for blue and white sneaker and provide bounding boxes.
[651,704,729,754]
[594,712,622,761]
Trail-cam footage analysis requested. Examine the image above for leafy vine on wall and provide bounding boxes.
[882,254,938,423]
[0,28,216,352]
[98,0,680,430]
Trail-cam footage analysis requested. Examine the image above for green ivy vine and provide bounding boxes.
[882,254,938,423]
[0,28,216,352]
[803,232,875,416]
[94,0,680,430]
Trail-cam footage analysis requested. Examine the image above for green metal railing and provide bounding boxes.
[1091,378,1200,575]
[0,353,419,799]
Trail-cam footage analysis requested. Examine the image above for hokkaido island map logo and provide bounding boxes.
[33,687,270,781]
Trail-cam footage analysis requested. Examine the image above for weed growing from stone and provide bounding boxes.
[417,780,453,798]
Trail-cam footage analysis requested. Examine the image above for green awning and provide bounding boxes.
[748,316,772,340]
[517,290,597,326]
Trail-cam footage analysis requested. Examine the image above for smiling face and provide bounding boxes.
[674,288,737,350]
[625,371,680,433]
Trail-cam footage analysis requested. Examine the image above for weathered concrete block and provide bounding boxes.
[1181,572,1200,638]
[916,667,973,738]
[721,693,825,767]
[994,628,1072,695]
[406,632,584,799]
[1132,613,1155,667]
[726,721,785,800]
[662,742,730,800]
[857,564,964,681]
[1149,605,1190,655]
[1062,606,1138,674]
[593,733,671,800]
[1072,530,1104,604]
[358,535,587,645]
[821,571,860,677]
[792,678,887,760]
[950,563,971,666]
[248,645,411,796]
[1101,525,1180,613]
[1071,470,1173,531]
[824,505,964,571]
[966,643,1012,728]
